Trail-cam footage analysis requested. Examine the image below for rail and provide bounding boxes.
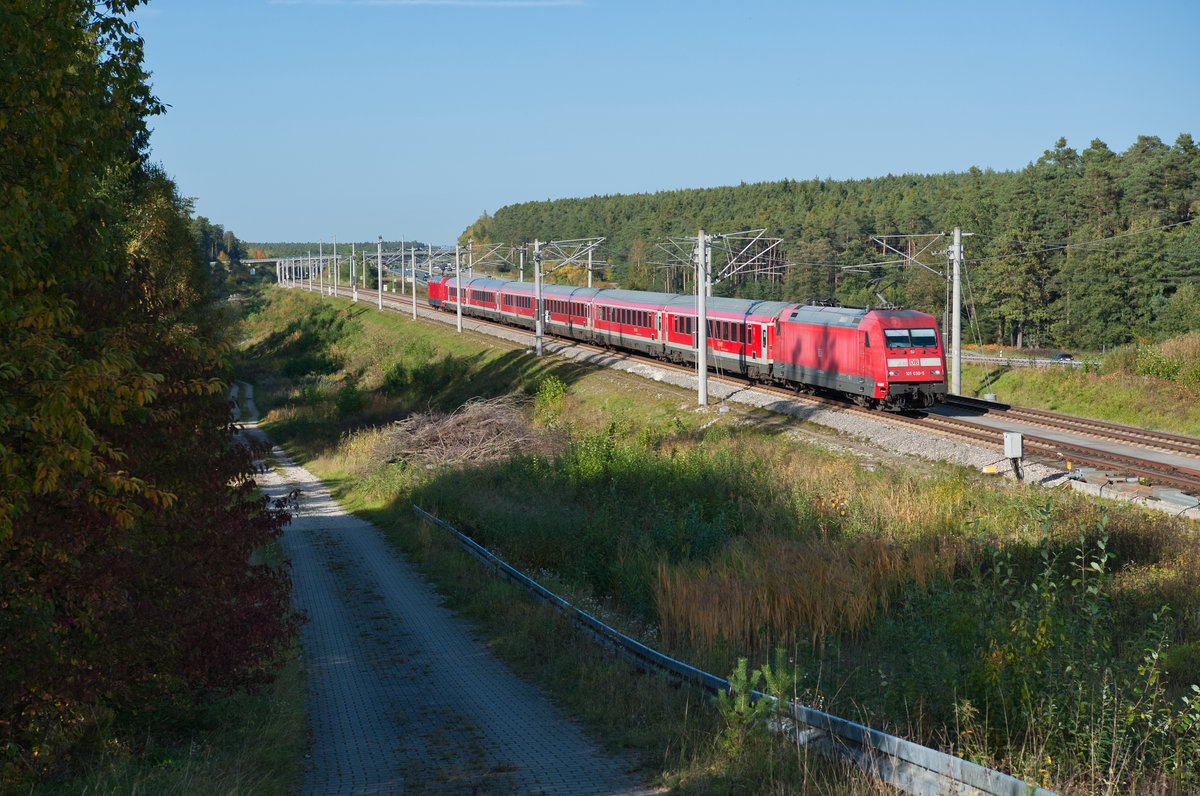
[411,505,1058,796]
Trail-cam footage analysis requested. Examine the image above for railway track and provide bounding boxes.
[940,396,1200,494]
[358,285,1200,498]
[944,396,1200,458]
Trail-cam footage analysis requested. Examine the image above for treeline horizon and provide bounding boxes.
[460,134,1200,350]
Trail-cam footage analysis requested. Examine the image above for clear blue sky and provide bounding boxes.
[132,0,1200,246]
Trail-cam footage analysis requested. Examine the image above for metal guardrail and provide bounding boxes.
[961,354,1095,368]
[411,505,1058,796]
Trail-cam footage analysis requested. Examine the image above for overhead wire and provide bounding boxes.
[968,217,1199,263]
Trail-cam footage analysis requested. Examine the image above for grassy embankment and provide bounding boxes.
[958,337,1200,436]
[240,287,1199,795]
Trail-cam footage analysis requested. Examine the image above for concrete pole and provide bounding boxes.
[468,238,474,278]
[376,237,383,311]
[412,245,420,319]
[952,226,963,396]
[519,246,525,283]
[351,243,357,302]
[534,239,544,356]
[587,249,593,288]
[319,241,323,297]
[696,230,708,406]
[454,244,463,333]
[332,235,337,297]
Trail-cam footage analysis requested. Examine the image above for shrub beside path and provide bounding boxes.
[234,383,656,795]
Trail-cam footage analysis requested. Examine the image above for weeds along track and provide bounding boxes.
[362,285,1200,494]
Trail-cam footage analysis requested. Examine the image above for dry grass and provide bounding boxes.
[1158,331,1200,362]
[657,532,961,653]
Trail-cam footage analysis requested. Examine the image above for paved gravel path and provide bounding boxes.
[234,383,654,796]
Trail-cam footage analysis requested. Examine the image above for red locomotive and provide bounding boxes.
[427,277,945,410]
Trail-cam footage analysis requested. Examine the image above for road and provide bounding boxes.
[233,383,655,795]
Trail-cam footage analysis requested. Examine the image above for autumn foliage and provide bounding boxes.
[0,0,296,781]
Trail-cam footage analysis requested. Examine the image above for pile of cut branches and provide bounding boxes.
[375,395,558,468]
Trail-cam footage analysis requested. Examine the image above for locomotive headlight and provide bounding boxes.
[887,370,898,377]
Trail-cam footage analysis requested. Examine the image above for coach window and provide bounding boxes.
[864,332,871,348]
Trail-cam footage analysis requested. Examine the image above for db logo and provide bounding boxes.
[908,357,920,366]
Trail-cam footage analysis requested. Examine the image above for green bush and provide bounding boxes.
[335,384,365,417]
[533,374,566,424]
[281,352,339,378]
[1137,346,1181,380]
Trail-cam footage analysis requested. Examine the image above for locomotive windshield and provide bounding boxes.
[884,328,939,349]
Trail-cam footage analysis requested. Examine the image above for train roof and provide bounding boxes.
[663,295,798,319]
[588,287,684,306]
[442,280,933,328]
[785,304,937,328]
[786,304,870,328]
[504,282,605,300]
[445,276,509,291]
